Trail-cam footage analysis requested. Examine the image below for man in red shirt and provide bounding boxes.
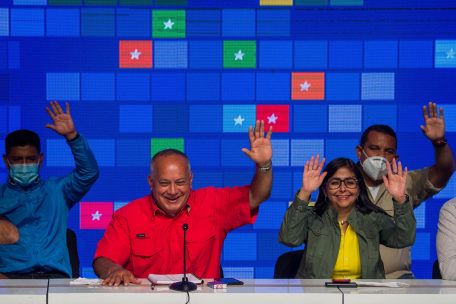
[93,120,273,286]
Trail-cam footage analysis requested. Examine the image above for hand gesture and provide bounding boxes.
[242,120,273,167]
[102,268,141,287]
[298,155,327,201]
[420,102,445,141]
[382,159,408,203]
[45,101,77,141]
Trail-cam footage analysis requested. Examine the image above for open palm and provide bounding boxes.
[383,159,408,203]
[420,102,445,141]
[46,101,76,139]
[242,120,273,166]
[299,155,327,200]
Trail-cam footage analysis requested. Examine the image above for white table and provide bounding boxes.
[341,279,456,304]
[0,279,47,304]
[7,278,456,304]
[47,279,342,304]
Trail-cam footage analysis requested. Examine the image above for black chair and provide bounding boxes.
[432,259,442,279]
[219,265,224,278]
[273,249,305,279]
[66,229,80,278]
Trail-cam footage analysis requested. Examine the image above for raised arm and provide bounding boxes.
[241,120,273,209]
[279,156,326,247]
[420,102,456,188]
[45,101,99,205]
[380,160,416,248]
[0,216,19,244]
[378,199,416,249]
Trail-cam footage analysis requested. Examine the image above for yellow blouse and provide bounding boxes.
[332,223,361,279]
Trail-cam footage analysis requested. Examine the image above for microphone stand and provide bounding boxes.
[170,223,197,292]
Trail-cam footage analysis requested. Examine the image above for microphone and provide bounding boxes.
[169,223,197,292]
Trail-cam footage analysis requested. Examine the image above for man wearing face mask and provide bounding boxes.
[356,102,455,279]
[0,101,99,279]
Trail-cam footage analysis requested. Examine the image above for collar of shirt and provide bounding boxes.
[7,177,41,191]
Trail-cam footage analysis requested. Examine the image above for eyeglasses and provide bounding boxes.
[327,177,358,190]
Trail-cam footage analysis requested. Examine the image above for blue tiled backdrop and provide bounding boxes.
[1,0,456,279]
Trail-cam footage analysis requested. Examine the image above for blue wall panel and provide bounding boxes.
[1,1,454,280]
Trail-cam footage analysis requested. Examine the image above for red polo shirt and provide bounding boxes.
[94,186,257,279]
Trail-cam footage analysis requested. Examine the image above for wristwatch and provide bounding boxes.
[432,137,448,148]
[257,161,272,172]
[393,193,409,204]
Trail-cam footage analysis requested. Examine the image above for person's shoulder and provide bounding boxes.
[441,198,456,213]
[192,185,249,196]
[405,167,433,191]
[42,176,59,183]
[406,167,430,177]
[193,186,217,191]
[0,182,8,198]
[189,187,218,202]
[39,177,66,190]
[191,186,224,197]
[114,195,151,217]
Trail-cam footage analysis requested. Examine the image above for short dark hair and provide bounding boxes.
[5,129,41,155]
[314,158,388,217]
[360,124,397,149]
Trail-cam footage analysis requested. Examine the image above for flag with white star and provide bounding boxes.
[223,104,256,132]
[223,40,256,68]
[435,40,456,68]
[152,10,186,38]
[291,72,325,100]
[119,40,152,68]
[80,202,113,230]
[256,105,289,132]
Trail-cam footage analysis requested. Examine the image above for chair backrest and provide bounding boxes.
[432,259,442,279]
[219,264,224,278]
[66,228,80,278]
[273,249,305,279]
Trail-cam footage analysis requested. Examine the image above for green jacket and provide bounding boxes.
[279,196,416,279]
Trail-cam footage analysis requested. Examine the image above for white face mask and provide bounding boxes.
[361,150,388,181]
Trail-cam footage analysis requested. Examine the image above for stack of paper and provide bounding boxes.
[69,278,103,286]
[356,281,409,288]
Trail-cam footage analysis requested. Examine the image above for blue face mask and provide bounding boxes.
[9,163,40,187]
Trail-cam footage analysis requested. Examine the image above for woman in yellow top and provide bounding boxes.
[279,156,416,279]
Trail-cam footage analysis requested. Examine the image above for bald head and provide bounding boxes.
[150,149,191,176]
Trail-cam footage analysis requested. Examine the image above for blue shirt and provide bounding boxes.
[0,134,99,276]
